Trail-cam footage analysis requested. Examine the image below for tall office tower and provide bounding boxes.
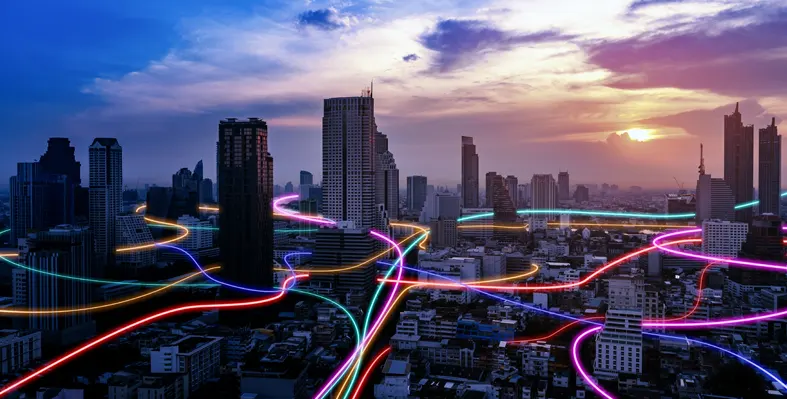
[39,138,81,186]
[490,174,518,240]
[193,160,204,180]
[758,117,780,215]
[218,117,274,290]
[428,218,458,249]
[595,309,643,379]
[701,219,748,257]
[375,132,400,220]
[573,185,589,203]
[172,168,194,190]
[461,136,479,208]
[407,175,428,212]
[323,94,377,228]
[25,226,95,346]
[724,103,754,223]
[9,162,75,243]
[116,214,156,271]
[200,178,214,203]
[485,172,497,207]
[300,170,314,186]
[284,182,294,193]
[310,223,377,306]
[557,171,570,200]
[89,138,123,270]
[696,145,735,223]
[531,174,557,217]
[505,175,518,208]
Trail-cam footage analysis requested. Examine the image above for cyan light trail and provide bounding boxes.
[456,191,787,222]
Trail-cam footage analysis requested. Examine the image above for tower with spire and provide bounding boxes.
[724,101,754,223]
[758,116,781,215]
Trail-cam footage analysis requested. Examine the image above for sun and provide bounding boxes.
[624,128,654,142]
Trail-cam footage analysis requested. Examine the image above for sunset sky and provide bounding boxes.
[2,0,785,189]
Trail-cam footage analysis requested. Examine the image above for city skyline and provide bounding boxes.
[2,1,785,188]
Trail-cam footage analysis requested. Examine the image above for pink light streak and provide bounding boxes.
[571,326,615,399]
[314,229,406,399]
[652,228,787,272]
[272,194,336,225]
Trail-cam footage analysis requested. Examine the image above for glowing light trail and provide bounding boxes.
[378,239,700,291]
[273,194,336,225]
[571,326,614,399]
[0,274,306,396]
[652,228,787,272]
[350,346,391,399]
[506,317,604,344]
[0,267,219,315]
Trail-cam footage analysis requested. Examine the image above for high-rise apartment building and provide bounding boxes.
[177,215,214,253]
[150,335,222,393]
[758,117,780,216]
[595,309,643,379]
[23,226,96,346]
[531,174,557,217]
[701,219,748,258]
[557,171,569,201]
[89,138,123,270]
[323,94,377,228]
[505,175,518,208]
[218,118,274,290]
[461,136,479,208]
[39,138,81,186]
[375,132,399,220]
[310,223,377,306]
[407,175,428,212]
[115,214,156,270]
[724,103,754,223]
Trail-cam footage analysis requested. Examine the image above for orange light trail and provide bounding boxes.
[122,204,189,252]
[660,262,718,322]
[0,267,219,315]
[390,222,430,250]
[350,346,391,399]
[0,274,307,396]
[378,238,701,291]
[272,230,422,273]
[506,317,605,344]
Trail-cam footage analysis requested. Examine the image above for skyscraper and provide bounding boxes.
[89,138,123,270]
[724,103,754,223]
[300,170,314,186]
[9,162,75,243]
[485,172,497,208]
[531,174,557,217]
[323,93,377,228]
[310,223,377,306]
[573,185,589,203]
[461,136,479,208]
[758,117,780,216]
[284,182,294,193]
[39,138,81,186]
[407,175,428,212]
[24,225,95,346]
[558,171,569,201]
[696,144,735,223]
[375,132,400,220]
[490,174,517,240]
[218,117,274,290]
[505,175,518,208]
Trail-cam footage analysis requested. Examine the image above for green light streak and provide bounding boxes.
[0,256,217,288]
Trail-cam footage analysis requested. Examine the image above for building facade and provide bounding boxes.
[701,219,749,257]
[758,117,781,216]
[89,138,123,269]
[461,136,479,208]
[724,103,754,223]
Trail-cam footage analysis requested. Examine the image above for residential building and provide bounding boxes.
[150,335,222,393]
[0,330,41,375]
[89,138,123,270]
[701,219,748,257]
[595,309,643,379]
[115,214,156,270]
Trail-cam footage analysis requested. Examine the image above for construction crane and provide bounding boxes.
[673,177,686,195]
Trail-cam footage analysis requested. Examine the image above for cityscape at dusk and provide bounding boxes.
[2,1,787,399]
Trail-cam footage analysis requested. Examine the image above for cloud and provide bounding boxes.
[402,53,419,62]
[296,8,352,31]
[585,6,787,96]
[419,19,575,73]
[627,0,687,12]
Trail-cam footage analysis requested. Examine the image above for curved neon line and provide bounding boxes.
[571,326,614,399]
[315,230,405,399]
[0,229,9,235]
[0,274,306,397]
[0,255,216,288]
[350,346,391,399]
[506,317,604,344]
[117,214,189,253]
[652,228,787,272]
[273,194,336,225]
[0,267,219,315]
[378,239,700,291]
